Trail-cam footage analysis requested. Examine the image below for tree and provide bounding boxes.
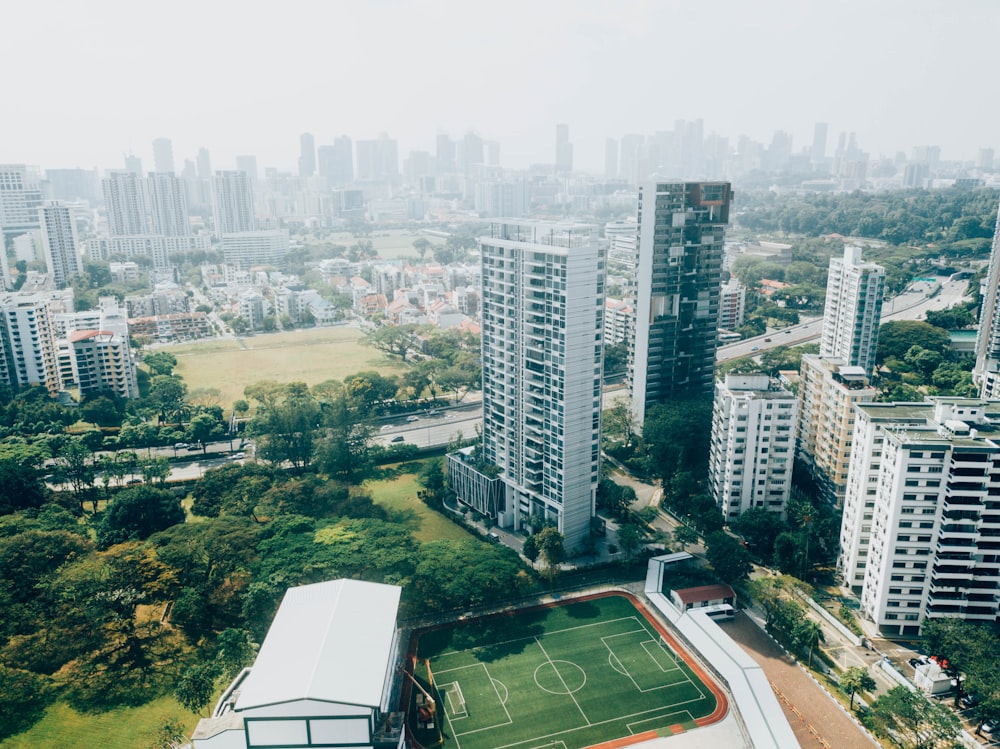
[408,540,532,613]
[616,523,643,564]
[794,618,824,668]
[365,323,418,361]
[732,507,788,560]
[864,685,960,749]
[841,666,876,710]
[147,375,188,422]
[140,457,171,486]
[0,456,48,515]
[876,320,952,365]
[673,525,700,552]
[534,526,565,582]
[603,400,637,447]
[174,663,216,715]
[144,352,177,377]
[0,665,51,740]
[214,628,259,681]
[705,531,751,582]
[922,617,999,707]
[246,382,320,474]
[188,412,225,453]
[95,486,186,549]
[412,237,432,262]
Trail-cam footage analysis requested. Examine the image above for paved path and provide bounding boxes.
[719,612,877,749]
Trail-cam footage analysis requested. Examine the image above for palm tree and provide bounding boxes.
[796,619,824,668]
[841,666,876,710]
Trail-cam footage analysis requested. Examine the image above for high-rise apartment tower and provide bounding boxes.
[628,182,732,426]
[448,220,605,549]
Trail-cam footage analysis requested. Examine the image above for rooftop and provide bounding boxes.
[234,579,401,712]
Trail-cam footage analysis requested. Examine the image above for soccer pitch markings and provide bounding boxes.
[423,602,719,749]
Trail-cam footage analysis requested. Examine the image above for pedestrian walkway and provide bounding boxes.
[720,612,878,748]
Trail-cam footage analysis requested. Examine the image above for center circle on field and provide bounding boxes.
[533,660,586,695]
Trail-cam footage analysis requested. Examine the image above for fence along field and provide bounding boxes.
[410,594,722,749]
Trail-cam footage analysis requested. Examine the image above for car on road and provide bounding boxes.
[127,478,142,485]
[231,452,246,460]
[750,346,760,352]
[174,442,189,449]
[379,425,393,432]
[444,413,456,419]
[391,435,405,442]
[784,329,792,334]
[406,415,420,422]
[186,443,201,451]
[763,337,772,342]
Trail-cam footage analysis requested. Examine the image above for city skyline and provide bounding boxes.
[4,0,999,172]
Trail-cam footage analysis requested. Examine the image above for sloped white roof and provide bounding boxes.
[235,579,402,711]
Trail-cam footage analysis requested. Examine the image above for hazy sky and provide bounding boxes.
[4,0,997,174]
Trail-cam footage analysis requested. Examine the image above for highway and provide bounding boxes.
[717,276,969,362]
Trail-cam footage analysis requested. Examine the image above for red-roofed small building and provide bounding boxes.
[670,584,736,618]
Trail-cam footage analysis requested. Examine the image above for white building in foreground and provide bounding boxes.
[709,374,797,522]
[192,579,405,749]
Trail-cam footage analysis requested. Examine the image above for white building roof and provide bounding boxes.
[235,579,402,711]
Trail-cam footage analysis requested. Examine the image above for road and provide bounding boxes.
[717,276,969,362]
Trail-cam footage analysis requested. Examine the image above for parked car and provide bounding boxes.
[982,719,997,735]
[961,692,981,709]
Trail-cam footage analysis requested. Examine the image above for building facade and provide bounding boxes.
[973,202,1000,398]
[797,355,877,506]
[709,374,798,522]
[449,220,604,549]
[838,398,1000,635]
[819,245,885,375]
[212,170,257,234]
[628,182,732,426]
[39,203,82,289]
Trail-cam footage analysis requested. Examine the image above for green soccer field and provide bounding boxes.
[411,594,722,749]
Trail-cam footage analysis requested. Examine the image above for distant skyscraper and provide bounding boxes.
[811,122,828,163]
[318,137,354,187]
[485,140,501,167]
[436,134,456,173]
[604,138,618,179]
[629,182,733,426]
[124,153,143,175]
[299,133,316,177]
[819,246,885,375]
[212,171,256,234]
[448,220,605,549]
[973,203,1000,397]
[0,164,44,254]
[102,171,148,236]
[978,148,995,171]
[39,203,82,288]
[46,168,100,204]
[235,155,259,185]
[460,131,484,178]
[619,134,644,183]
[196,148,212,180]
[555,123,573,172]
[355,134,397,181]
[145,173,191,236]
[152,137,175,174]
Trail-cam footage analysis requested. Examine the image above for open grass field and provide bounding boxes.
[368,463,473,543]
[302,229,433,261]
[169,327,406,407]
[0,695,199,749]
[409,593,724,749]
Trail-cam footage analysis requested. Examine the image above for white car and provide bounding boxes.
[379,425,393,432]
[406,415,420,422]
[444,413,456,419]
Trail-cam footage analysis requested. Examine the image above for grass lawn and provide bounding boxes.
[169,327,406,407]
[0,695,200,749]
[410,594,722,749]
[368,462,472,543]
[301,229,431,261]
